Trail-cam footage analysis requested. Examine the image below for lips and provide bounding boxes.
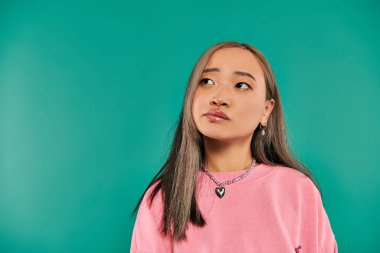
[204,109,230,120]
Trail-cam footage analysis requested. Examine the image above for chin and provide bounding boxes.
[200,127,254,142]
[200,130,234,141]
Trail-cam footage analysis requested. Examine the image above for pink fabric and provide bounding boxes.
[130,164,338,253]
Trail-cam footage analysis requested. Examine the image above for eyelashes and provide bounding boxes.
[199,78,252,90]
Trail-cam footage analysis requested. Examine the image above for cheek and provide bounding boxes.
[240,97,261,113]
[234,100,263,126]
[191,90,204,119]
[192,87,206,105]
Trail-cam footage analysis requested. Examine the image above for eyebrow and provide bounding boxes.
[202,68,256,82]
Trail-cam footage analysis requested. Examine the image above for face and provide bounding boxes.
[191,47,275,142]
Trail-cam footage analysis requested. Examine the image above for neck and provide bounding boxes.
[202,136,254,172]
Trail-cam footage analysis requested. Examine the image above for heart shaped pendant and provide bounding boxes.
[215,187,225,198]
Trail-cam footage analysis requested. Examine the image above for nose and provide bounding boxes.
[209,82,230,107]
[210,96,230,107]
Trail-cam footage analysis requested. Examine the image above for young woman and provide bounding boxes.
[130,41,338,253]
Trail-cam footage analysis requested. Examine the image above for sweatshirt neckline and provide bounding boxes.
[197,163,278,197]
[199,162,264,178]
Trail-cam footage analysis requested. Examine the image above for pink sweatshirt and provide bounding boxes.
[130,163,338,253]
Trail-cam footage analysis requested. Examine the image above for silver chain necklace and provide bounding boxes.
[200,158,257,198]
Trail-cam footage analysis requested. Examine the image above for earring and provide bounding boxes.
[259,123,267,136]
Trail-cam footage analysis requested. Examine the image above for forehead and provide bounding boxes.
[204,47,264,83]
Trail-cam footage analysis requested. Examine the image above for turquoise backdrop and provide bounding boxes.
[1,1,379,252]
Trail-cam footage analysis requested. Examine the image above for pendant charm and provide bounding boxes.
[215,187,225,198]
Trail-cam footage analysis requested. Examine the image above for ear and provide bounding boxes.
[260,99,275,126]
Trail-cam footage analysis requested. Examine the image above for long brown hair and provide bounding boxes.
[131,41,322,241]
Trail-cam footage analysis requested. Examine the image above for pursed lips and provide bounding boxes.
[204,109,230,120]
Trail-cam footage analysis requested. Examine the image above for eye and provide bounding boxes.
[199,78,214,85]
[235,82,251,90]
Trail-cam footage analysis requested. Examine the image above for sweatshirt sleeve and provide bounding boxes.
[130,186,173,253]
[300,177,338,253]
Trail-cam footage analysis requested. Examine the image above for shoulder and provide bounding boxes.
[272,164,314,185]
[134,180,165,228]
[142,180,164,208]
[272,164,309,181]
[269,164,321,201]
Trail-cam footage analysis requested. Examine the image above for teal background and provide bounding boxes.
[1,1,379,252]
